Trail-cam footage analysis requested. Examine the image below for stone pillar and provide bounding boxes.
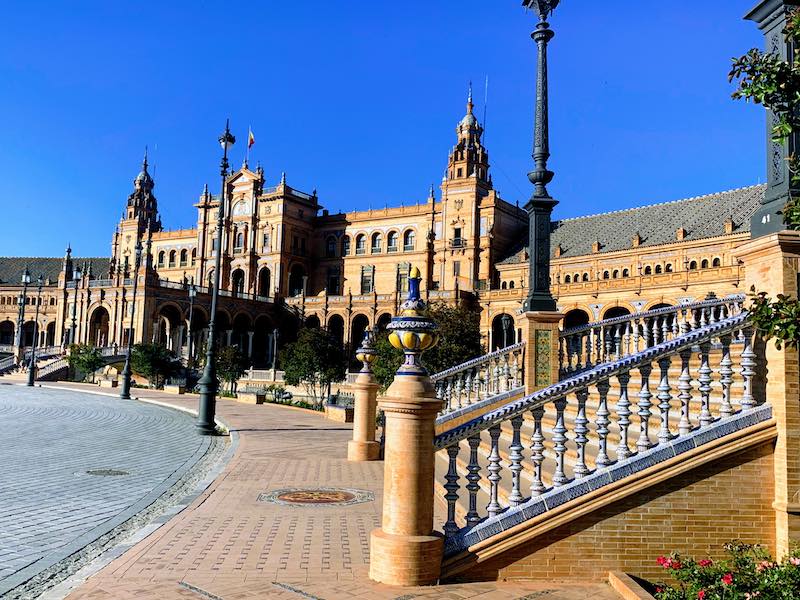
[226,329,233,346]
[370,267,443,586]
[348,329,380,461]
[176,325,185,356]
[522,310,562,395]
[247,330,254,358]
[733,230,800,557]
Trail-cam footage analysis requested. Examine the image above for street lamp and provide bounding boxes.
[522,0,560,313]
[14,268,31,365]
[69,265,82,347]
[26,275,44,387]
[186,282,197,382]
[197,120,235,435]
[501,313,513,348]
[120,241,143,400]
[271,327,280,376]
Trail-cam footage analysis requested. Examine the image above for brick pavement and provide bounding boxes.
[49,383,620,600]
[0,383,210,597]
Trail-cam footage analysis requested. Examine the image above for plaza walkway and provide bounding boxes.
[30,383,619,600]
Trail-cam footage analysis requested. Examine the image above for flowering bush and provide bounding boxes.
[654,542,800,599]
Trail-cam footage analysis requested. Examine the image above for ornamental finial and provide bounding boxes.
[355,328,377,374]
[522,0,560,21]
[387,266,438,375]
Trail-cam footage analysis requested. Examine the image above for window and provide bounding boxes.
[211,236,218,254]
[327,267,340,295]
[50,297,56,306]
[157,251,165,268]
[582,273,589,282]
[655,265,662,274]
[371,232,382,254]
[612,270,619,279]
[666,264,673,273]
[262,232,271,252]
[397,263,410,293]
[453,227,463,248]
[342,236,351,256]
[180,249,188,267]
[603,271,610,279]
[355,234,366,255]
[701,259,709,269]
[360,265,374,294]
[453,261,461,277]
[509,280,515,289]
[644,265,652,275]
[234,231,245,249]
[403,230,416,251]
[457,168,463,178]
[573,273,580,282]
[326,236,337,258]
[622,268,630,277]
[502,281,508,289]
[387,231,399,252]
[564,275,571,283]
[712,257,721,267]
[689,260,698,270]
[168,250,176,268]
[191,248,197,266]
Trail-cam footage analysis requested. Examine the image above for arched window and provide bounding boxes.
[582,273,589,282]
[655,264,663,274]
[612,269,619,279]
[603,271,610,280]
[403,229,415,251]
[355,234,366,255]
[501,281,507,290]
[235,230,245,250]
[689,260,698,270]
[180,249,188,267]
[701,259,709,269]
[49,297,56,306]
[509,280,515,289]
[168,250,176,268]
[564,274,572,283]
[158,251,165,268]
[644,265,652,275]
[342,236,351,256]
[622,268,630,277]
[574,273,580,282]
[325,236,337,258]
[712,257,721,267]
[387,231,399,252]
[665,263,673,272]
[371,232,382,253]
[191,248,197,266]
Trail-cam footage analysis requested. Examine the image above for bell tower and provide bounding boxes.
[445,85,490,183]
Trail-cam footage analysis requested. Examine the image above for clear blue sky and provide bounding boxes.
[0,1,765,257]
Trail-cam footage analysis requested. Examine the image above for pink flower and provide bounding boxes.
[790,557,800,566]
[698,559,713,567]
[756,560,775,573]
[722,572,734,585]
[698,590,706,599]
[657,556,668,567]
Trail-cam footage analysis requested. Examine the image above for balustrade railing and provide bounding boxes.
[0,356,15,372]
[434,312,759,539]
[0,344,14,354]
[37,357,69,379]
[433,342,526,416]
[559,294,745,376]
[99,345,122,357]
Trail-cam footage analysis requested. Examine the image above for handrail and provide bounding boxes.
[435,312,750,450]
[432,342,525,382]
[561,293,745,337]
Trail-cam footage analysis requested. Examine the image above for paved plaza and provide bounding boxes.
[0,384,215,598]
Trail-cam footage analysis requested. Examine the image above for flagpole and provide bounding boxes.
[246,126,251,166]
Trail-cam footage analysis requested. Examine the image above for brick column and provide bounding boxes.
[522,310,562,395]
[369,267,443,585]
[733,231,800,557]
[348,330,380,461]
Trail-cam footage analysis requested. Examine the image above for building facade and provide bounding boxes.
[0,95,763,367]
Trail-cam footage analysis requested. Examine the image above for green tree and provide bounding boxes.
[131,343,179,388]
[216,345,249,393]
[730,9,800,348]
[373,302,484,391]
[280,327,346,405]
[67,344,104,383]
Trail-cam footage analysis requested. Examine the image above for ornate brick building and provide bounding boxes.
[0,94,762,366]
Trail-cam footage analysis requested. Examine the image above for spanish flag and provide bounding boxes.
[248,128,255,149]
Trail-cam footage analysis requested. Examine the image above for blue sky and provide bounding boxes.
[0,1,764,257]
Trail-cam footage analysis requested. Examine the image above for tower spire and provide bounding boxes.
[467,81,474,114]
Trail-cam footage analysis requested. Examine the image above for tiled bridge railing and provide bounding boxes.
[433,312,764,554]
[559,293,746,376]
[432,342,526,416]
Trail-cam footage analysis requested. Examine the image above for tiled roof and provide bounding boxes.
[497,184,765,265]
[0,257,110,286]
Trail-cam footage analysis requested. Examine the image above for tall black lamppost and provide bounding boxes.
[69,265,82,346]
[26,275,44,387]
[522,0,559,313]
[120,241,143,400]
[271,327,280,375]
[14,268,31,364]
[186,282,197,382]
[197,120,235,435]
